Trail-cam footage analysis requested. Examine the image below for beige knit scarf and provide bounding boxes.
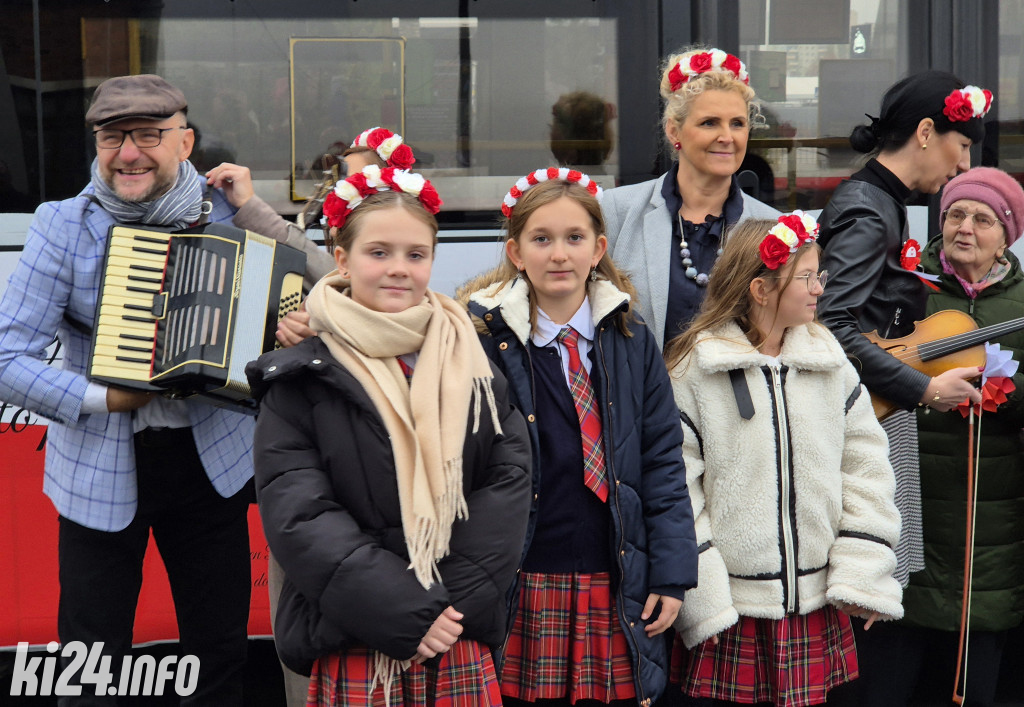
[305,273,502,698]
[307,272,503,587]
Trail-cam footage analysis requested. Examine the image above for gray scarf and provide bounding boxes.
[90,158,204,228]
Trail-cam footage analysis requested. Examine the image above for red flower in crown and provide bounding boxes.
[944,92,974,122]
[777,213,810,238]
[668,64,686,91]
[322,191,348,229]
[983,89,994,114]
[689,52,713,74]
[346,172,375,197]
[389,143,415,170]
[759,235,791,270]
[722,53,743,78]
[418,182,442,213]
[365,128,390,150]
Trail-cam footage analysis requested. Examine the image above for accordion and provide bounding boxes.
[87,222,306,411]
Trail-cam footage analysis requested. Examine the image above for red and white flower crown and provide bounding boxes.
[942,85,993,123]
[759,211,820,270]
[501,167,602,218]
[668,48,749,91]
[322,164,442,230]
[350,127,415,170]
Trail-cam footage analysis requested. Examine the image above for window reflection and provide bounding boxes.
[79,16,619,213]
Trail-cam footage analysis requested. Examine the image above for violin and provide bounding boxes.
[862,309,1024,419]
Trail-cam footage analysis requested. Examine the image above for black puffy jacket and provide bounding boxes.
[818,178,932,408]
[246,337,532,675]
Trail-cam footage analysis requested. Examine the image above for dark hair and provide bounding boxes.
[550,91,613,165]
[849,71,985,154]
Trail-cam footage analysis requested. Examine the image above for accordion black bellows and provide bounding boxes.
[88,222,306,411]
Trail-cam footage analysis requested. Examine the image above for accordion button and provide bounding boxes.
[312,359,322,365]
[267,365,278,372]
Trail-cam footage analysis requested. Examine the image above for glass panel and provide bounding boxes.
[737,0,907,211]
[998,2,1024,179]
[75,15,619,214]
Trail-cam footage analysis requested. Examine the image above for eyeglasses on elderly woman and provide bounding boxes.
[943,207,1003,232]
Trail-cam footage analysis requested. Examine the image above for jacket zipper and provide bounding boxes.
[768,365,798,614]
[596,322,649,707]
[883,306,902,339]
[497,321,538,673]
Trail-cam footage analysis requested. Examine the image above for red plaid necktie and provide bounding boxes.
[557,327,609,502]
[397,357,414,383]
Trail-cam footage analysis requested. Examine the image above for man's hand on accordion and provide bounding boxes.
[106,387,156,413]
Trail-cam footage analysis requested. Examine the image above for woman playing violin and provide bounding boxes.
[817,72,988,581]
[815,72,986,705]
[891,167,1024,706]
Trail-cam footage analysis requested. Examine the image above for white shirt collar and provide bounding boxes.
[531,297,595,347]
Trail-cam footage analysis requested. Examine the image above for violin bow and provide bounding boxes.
[952,402,982,705]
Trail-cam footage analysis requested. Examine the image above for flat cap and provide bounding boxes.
[86,74,188,126]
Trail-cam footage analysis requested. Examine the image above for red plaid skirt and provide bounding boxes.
[307,640,502,707]
[669,605,858,707]
[500,571,636,703]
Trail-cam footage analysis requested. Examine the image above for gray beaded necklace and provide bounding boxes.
[677,211,724,287]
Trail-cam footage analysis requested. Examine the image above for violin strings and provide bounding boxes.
[883,317,1024,365]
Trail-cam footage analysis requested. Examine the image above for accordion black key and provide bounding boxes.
[88,222,306,411]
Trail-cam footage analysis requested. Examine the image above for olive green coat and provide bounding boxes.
[903,236,1024,632]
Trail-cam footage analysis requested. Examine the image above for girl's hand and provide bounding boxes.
[276,305,315,348]
[411,606,463,664]
[641,593,682,637]
[836,602,880,630]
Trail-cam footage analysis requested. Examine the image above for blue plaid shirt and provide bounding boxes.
[0,179,254,531]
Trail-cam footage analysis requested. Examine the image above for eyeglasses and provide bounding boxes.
[771,270,828,291]
[93,126,186,150]
[943,207,1003,232]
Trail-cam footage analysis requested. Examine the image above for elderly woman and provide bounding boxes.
[602,47,779,348]
[889,167,1024,706]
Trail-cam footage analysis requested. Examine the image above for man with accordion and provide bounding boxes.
[0,74,327,705]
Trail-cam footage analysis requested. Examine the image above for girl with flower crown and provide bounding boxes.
[602,46,779,350]
[245,165,532,707]
[459,168,697,707]
[814,71,987,702]
[205,126,416,347]
[664,214,903,707]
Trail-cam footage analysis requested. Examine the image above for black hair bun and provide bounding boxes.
[849,124,879,153]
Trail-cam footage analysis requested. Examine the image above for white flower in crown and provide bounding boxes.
[335,180,362,206]
[768,222,800,249]
[391,169,426,196]
[377,134,404,160]
[362,164,387,190]
[963,85,988,116]
[709,49,728,67]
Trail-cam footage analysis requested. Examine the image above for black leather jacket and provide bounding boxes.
[817,179,932,409]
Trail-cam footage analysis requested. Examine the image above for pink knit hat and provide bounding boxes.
[940,167,1024,246]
